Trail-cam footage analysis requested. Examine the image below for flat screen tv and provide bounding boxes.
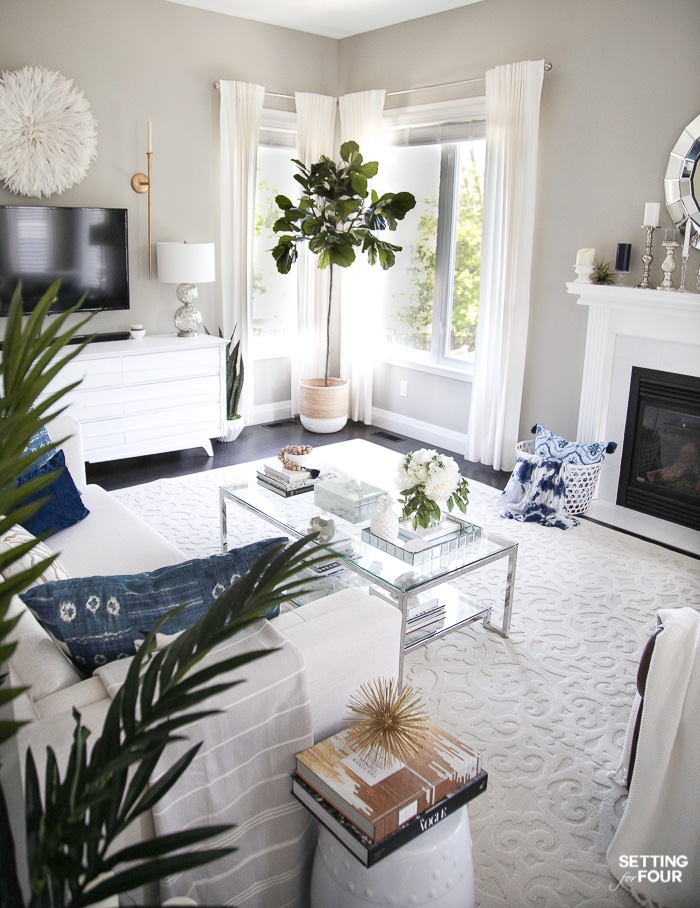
[0,206,130,315]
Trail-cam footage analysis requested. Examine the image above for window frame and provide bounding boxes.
[379,98,486,380]
[250,109,299,361]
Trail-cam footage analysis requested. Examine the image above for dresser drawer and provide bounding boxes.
[124,402,222,443]
[122,347,219,385]
[121,375,221,415]
[57,387,125,422]
[44,357,123,394]
[80,418,126,456]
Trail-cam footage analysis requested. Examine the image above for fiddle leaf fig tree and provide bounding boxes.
[271,140,416,386]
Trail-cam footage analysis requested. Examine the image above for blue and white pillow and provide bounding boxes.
[533,424,616,466]
[20,537,287,671]
[21,421,57,477]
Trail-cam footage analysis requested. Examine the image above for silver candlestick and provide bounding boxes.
[636,226,656,288]
[658,227,681,290]
[678,253,689,292]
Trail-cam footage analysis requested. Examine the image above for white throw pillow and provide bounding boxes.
[0,524,69,586]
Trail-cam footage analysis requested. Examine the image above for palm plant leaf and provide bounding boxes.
[0,280,336,906]
[0,284,95,754]
[23,535,333,906]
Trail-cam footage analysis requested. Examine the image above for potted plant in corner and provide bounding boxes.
[271,140,416,433]
[206,324,245,441]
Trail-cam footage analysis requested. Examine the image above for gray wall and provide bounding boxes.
[2,0,699,447]
[340,0,700,444]
[0,0,337,340]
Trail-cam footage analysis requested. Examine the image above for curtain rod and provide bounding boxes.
[388,61,552,97]
[212,63,552,100]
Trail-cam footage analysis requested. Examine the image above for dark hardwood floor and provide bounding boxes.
[86,418,512,493]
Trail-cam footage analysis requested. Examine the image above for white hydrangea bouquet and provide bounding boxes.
[396,448,470,530]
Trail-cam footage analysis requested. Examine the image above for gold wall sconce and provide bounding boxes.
[131,119,153,278]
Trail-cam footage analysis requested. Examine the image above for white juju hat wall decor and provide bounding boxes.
[0,66,98,198]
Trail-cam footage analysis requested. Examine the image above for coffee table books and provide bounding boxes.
[256,460,316,496]
[294,721,481,843]
[291,769,487,867]
[256,472,315,497]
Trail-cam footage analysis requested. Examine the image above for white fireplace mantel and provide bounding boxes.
[567,282,700,506]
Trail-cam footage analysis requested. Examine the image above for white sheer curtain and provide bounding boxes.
[292,92,337,413]
[465,60,545,471]
[219,80,265,423]
[338,89,386,424]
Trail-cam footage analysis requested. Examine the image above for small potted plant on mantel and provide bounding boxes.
[271,141,416,433]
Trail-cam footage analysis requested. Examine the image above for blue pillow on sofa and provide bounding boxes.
[20,537,287,672]
[16,448,90,537]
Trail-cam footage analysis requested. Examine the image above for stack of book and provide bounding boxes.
[405,593,446,633]
[306,529,355,575]
[292,720,486,866]
[256,460,316,496]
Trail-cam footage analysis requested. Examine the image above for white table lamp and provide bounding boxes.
[157,241,215,337]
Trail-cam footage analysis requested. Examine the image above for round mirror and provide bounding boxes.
[665,112,700,248]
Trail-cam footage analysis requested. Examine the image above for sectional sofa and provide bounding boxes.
[0,416,402,906]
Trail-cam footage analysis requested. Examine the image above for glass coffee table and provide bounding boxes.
[220,460,517,680]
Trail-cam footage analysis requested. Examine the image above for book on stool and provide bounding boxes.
[292,720,487,867]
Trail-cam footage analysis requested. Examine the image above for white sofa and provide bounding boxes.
[1,417,402,906]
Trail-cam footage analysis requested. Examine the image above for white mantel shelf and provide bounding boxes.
[567,281,700,317]
[566,282,700,444]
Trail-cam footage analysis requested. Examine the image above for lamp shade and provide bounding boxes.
[156,242,215,284]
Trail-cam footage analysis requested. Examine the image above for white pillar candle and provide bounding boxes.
[683,220,692,256]
[643,202,660,227]
[147,119,152,153]
[576,248,595,266]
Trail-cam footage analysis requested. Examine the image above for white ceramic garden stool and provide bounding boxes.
[310,806,475,908]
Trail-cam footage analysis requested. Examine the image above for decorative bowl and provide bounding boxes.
[286,453,311,467]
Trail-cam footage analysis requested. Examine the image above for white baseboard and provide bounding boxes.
[370,408,467,456]
[249,403,468,457]
[250,401,293,426]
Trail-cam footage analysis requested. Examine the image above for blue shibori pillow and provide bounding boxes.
[20,421,57,478]
[533,424,616,466]
[20,537,287,672]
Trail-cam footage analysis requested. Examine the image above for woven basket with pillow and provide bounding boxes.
[516,425,617,515]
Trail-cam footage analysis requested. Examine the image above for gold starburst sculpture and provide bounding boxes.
[345,677,429,768]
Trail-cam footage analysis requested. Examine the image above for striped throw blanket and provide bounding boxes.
[99,620,315,907]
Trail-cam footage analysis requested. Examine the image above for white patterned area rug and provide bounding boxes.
[112,443,700,908]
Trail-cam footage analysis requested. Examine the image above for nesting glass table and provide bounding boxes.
[219,456,517,680]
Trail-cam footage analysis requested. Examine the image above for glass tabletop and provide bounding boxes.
[220,476,517,598]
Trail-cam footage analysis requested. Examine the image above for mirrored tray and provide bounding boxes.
[361,514,480,565]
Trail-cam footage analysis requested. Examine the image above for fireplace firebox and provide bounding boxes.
[617,368,700,531]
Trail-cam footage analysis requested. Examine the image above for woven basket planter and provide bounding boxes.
[515,439,605,515]
[299,378,349,433]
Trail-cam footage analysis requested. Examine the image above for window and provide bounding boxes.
[378,99,486,374]
[251,111,298,358]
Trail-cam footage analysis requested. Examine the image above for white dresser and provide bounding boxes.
[41,334,227,463]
